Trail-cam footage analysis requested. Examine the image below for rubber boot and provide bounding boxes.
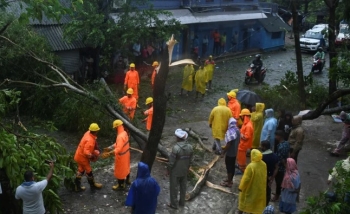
[87,172,102,190]
[112,180,125,190]
[74,176,86,192]
[126,174,131,185]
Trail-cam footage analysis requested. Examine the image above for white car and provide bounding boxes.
[300,27,328,52]
[335,25,349,46]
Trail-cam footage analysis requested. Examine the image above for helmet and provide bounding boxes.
[126,88,134,95]
[240,108,251,116]
[255,54,261,60]
[130,63,135,68]
[89,123,100,131]
[227,91,236,98]
[318,47,323,52]
[209,55,213,58]
[113,120,123,128]
[145,97,153,105]
[152,61,159,66]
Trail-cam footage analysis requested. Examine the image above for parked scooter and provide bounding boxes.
[311,56,325,73]
[244,64,267,85]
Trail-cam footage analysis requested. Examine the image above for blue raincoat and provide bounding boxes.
[125,162,160,214]
[260,109,277,151]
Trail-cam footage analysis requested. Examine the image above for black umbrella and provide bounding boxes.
[236,90,262,106]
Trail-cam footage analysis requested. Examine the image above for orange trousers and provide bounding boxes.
[237,149,247,172]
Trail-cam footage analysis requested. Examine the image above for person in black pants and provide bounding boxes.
[271,130,290,202]
[261,140,279,206]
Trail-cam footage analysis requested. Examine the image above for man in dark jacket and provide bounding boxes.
[125,162,160,214]
[167,129,193,209]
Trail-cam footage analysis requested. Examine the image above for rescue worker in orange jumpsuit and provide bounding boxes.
[227,91,241,121]
[119,88,137,120]
[102,120,131,190]
[143,97,153,134]
[151,61,159,90]
[73,123,103,191]
[237,109,254,172]
[124,63,140,102]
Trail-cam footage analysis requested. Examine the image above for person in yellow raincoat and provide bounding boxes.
[209,98,232,154]
[237,109,254,172]
[195,65,207,99]
[181,64,195,96]
[205,55,215,89]
[251,103,265,149]
[238,149,267,214]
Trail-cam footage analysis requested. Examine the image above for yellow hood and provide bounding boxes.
[255,103,265,113]
[251,149,262,162]
[218,98,226,106]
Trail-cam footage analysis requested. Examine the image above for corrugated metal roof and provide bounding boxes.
[109,9,267,25]
[33,25,85,51]
[5,0,71,25]
[258,15,291,32]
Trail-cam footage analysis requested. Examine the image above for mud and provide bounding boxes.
[58,36,344,214]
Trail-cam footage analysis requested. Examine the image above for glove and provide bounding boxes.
[101,151,114,159]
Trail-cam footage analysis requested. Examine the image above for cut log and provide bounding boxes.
[184,128,211,152]
[185,168,209,201]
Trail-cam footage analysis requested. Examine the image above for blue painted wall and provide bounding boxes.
[259,30,285,51]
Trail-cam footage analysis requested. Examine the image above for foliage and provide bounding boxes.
[301,156,350,214]
[331,48,350,87]
[64,0,183,68]
[0,0,82,24]
[0,89,74,213]
[255,71,327,112]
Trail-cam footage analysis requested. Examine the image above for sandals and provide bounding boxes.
[220,181,233,188]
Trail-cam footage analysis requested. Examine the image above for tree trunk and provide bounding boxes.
[325,0,339,101]
[302,89,350,120]
[140,47,170,170]
[292,0,306,106]
[304,0,309,14]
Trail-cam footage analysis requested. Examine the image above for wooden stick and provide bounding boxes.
[184,128,212,152]
[130,147,169,162]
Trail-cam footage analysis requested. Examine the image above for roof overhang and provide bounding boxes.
[109,9,267,26]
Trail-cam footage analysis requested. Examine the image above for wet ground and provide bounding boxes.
[58,36,345,214]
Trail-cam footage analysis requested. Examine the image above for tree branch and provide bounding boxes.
[302,89,350,120]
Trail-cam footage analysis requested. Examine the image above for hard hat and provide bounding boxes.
[89,123,100,131]
[126,88,134,95]
[209,55,212,58]
[227,91,236,98]
[145,97,153,105]
[152,61,159,66]
[255,54,261,60]
[240,108,251,116]
[130,63,135,68]
[113,120,123,128]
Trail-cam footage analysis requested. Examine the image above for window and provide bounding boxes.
[271,32,282,39]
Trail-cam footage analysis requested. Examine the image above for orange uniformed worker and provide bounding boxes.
[119,88,137,120]
[143,97,153,133]
[237,109,254,172]
[73,123,103,191]
[151,61,159,89]
[124,63,140,101]
[227,91,241,120]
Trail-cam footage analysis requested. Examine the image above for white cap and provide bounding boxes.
[175,129,188,139]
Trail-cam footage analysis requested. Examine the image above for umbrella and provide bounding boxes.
[236,90,262,106]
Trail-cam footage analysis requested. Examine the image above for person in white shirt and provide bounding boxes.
[15,162,54,214]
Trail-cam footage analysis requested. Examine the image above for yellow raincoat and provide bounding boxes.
[238,149,267,214]
[209,98,232,140]
[195,67,208,94]
[251,103,265,149]
[205,59,215,82]
[182,65,195,91]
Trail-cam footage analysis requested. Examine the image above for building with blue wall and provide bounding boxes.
[110,0,290,60]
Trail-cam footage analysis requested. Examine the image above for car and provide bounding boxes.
[335,25,350,46]
[300,25,328,52]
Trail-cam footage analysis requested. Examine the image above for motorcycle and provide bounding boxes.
[311,57,325,73]
[244,64,267,85]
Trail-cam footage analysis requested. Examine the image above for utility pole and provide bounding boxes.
[292,0,306,106]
